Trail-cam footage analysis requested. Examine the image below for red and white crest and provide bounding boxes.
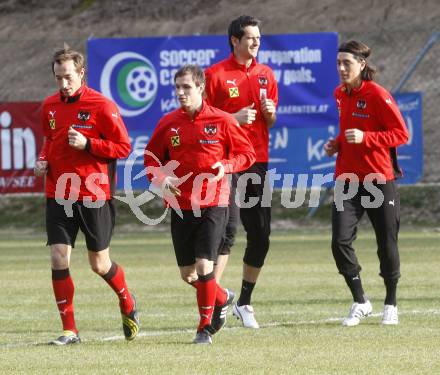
[204,124,217,136]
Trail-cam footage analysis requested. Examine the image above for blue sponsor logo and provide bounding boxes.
[100,52,158,117]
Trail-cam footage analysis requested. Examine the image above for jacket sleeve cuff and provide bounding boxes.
[221,161,232,174]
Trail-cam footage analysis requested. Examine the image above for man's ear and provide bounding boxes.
[231,36,239,48]
[360,60,367,71]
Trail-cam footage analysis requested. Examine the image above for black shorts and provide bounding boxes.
[46,198,115,251]
[171,206,228,267]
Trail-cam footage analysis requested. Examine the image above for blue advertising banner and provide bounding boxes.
[111,92,422,191]
[394,92,423,183]
[87,35,422,190]
[87,33,339,131]
[266,92,423,187]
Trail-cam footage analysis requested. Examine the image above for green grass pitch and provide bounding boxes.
[1,229,440,374]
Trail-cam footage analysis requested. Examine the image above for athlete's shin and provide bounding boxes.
[52,268,77,334]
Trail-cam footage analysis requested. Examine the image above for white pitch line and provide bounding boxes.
[2,308,440,349]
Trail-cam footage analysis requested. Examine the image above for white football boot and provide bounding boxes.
[381,304,398,325]
[232,302,260,329]
[342,300,373,326]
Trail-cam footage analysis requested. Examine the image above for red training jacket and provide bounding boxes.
[334,80,409,181]
[39,85,131,200]
[205,54,278,163]
[144,101,256,210]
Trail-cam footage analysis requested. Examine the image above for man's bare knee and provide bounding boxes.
[50,244,71,269]
[179,266,197,284]
[88,249,111,276]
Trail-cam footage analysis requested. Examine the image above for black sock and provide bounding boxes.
[384,278,398,306]
[197,272,215,282]
[343,274,366,303]
[101,261,117,281]
[237,280,255,306]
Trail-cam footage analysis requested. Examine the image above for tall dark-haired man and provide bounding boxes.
[205,15,278,328]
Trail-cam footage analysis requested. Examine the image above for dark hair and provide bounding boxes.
[52,45,85,75]
[174,64,205,87]
[338,40,377,81]
[227,15,261,52]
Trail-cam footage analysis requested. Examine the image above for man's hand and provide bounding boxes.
[68,126,87,150]
[345,128,364,144]
[324,139,339,157]
[261,96,276,117]
[233,103,257,125]
[209,161,225,182]
[260,92,276,127]
[34,160,48,176]
[161,176,181,196]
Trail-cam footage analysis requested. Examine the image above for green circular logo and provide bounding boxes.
[117,61,158,108]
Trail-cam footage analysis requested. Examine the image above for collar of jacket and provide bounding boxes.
[179,99,208,120]
[342,80,366,96]
[60,84,85,103]
[228,53,257,72]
